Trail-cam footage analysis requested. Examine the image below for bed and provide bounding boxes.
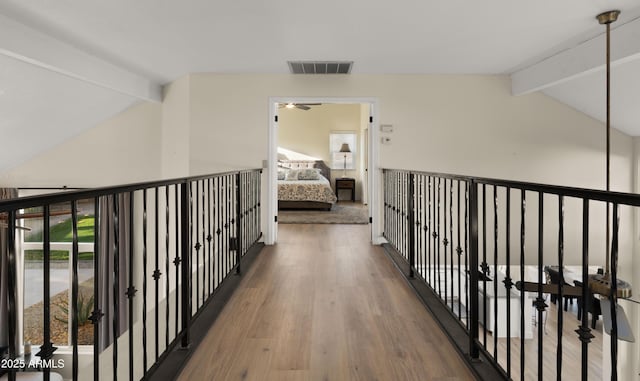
[278,160,337,210]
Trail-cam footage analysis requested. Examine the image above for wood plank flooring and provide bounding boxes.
[177,224,476,381]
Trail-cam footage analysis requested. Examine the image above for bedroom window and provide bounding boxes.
[330,132,356,170]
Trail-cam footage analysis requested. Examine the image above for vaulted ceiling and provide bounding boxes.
[1,0,639,173]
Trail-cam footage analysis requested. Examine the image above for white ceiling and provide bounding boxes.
[1,0,640,172]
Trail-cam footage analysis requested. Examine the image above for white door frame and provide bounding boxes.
[266,96,381,245]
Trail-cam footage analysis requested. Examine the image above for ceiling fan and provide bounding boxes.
[278,102,322,111]
[516,10,636,343]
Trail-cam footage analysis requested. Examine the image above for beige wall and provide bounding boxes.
[0,101,162,187]
[187,74,632,190]
[184,74,633,258]
[278,103,364,198]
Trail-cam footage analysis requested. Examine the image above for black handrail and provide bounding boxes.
[382,168,640,206]
[0,170,258,212]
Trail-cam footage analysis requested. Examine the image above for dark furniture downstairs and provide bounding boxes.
[335,177,355,202]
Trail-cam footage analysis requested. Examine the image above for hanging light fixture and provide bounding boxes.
[587,10,633,300]
[516,10,636,343]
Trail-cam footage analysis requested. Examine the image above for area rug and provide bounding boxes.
[278,203,369,224]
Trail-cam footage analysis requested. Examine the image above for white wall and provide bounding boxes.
[0,101,162,187]
[278,103,363,198]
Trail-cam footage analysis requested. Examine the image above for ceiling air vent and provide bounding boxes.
[287,61,353,74]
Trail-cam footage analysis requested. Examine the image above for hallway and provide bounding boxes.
[178,224,475,381]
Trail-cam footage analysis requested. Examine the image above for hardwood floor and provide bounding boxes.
[177,224,476,381]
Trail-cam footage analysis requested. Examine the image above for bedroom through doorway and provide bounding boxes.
[269,99,376,243]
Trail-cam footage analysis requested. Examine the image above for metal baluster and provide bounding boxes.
[6,209,17,381]
[154,188,160,361]
[180,181,191,348]
[408,173,415,278]
[113,194,121,381]
[493,185,498,359]
[257,170,262,240]
[504,187,512,378]
[40,205,52,381]
[127,192,136,381]
[165,186,171,349]
[536,192,544,381]
[482,184,487,348]
[428,176,433,286]
[174,184,180,338]
[405,172,410,260]
[217,177,222,288]
[457,181,462,320]
[194,181,200,309]
[520,190,526,381]
[576,199,593,381]
[91,200,100,381]
[557,195,565,378]
[416,175,422,278]
[443,178,448,303]
[422,176,427,280]
[449,180,454,312]
[208,178,213,296]
[437,178,441,297]
[142,190,148,371]
[392,173,396,252]
[465,182,469,329]
[71,201,79,381]
[223,176,228,278]
[610,203,620,381]
[202,180,207,301]
[235,172,242,274]
[468,180,480,360]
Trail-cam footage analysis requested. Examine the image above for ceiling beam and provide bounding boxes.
[511,16,640,96]
[0,13,162,102]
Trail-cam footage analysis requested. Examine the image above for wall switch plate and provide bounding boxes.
[381,137,391,145]
[262,159,268,168]
[380,124,393,133]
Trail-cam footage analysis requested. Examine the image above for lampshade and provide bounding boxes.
[339,143,351,153]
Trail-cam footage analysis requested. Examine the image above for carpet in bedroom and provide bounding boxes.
[278,203,368,224]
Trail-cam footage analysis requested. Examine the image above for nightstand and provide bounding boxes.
[335,178,355,202]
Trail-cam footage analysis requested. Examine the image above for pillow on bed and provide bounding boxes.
[285,169,300,181]
[298,168,321,180]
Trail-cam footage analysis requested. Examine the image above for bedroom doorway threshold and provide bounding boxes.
[278,202,368,224]
[267,97,381,245]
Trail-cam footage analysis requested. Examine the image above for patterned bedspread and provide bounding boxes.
[278,177,337,204]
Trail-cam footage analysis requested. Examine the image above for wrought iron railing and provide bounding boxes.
[0,169,262,381]
[383,168,639,381]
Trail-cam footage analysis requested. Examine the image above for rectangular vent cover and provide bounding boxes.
[288,61,353,74]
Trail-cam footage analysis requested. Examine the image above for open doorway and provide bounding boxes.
[267,97,379,244]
